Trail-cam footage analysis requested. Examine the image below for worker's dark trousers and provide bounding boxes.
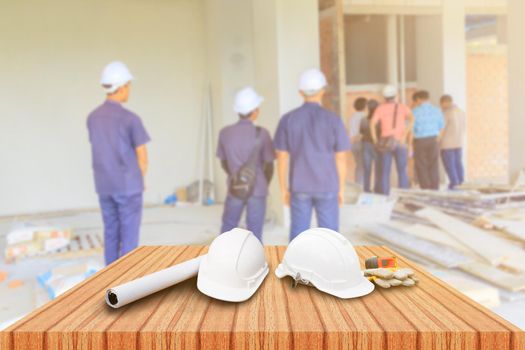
[221,195,266,242]
[99,193,143,266]
[441,148,464,189]
[414,136,440,190]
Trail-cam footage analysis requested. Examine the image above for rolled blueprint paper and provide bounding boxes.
[106,255,203,308]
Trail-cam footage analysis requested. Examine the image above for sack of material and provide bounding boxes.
[229,127,262,200]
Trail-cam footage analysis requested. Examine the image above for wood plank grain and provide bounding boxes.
[138,247,209,350]
[275,245,328,349]
[380,245,525,350]
[106,246,207,350]
[3,246,155,350]
[230,246,291,349]
[51,246,203,349]
[372,246,521,350]
[359,246,479,349]
[1,245,523,350]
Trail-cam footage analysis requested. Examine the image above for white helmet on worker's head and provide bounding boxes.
[234,87,264,116]
[275,228,374,299]
[299,68,327,96]
[382,84,398,99]
[197,228,269,302]
[100,61,134,94]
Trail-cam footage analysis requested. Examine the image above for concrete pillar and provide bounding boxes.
[442,0,467,110]
[415,15,444,104]
[508,0,525,179]
[319,0,346,117]
[415,1,466,108]
[415,1,467,180]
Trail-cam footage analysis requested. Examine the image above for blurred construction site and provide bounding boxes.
[1,0,524,331]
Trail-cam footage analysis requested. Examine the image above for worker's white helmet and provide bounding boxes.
[234,87,264,115]
[197,228,269,302]
[299,68,327,95]
[100,61,134,94]
[382,85,398,99]
[275,228,374,299]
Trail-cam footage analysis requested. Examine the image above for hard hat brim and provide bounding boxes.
[318,277,375,299]
[197,265,269,302]
[275,263,375,299]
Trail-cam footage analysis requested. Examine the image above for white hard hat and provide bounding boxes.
[299,68,327,94]
[234,87,264,115]
[197,228,269,302]
[100,61,134,94]
[382,85,398,99]
[275,228,374,299]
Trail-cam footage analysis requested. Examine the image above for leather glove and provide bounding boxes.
[364,268,419,289]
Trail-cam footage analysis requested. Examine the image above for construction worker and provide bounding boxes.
[274,69,350,241]
[87,61,150,265]
[370,85,414,195]
[349,97,368,186]
[217,87,275,242]
[412,90,444,190]
[359,99,382,193]
[440,95,466,189]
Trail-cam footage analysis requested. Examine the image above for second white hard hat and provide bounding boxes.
[197,228,269,302]
[382,84,398,99]
[100,61,134,94]
[275,228,374,299]
[299,68,327,94]
[234,87,264,115]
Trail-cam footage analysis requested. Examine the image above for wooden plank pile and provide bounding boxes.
[363,185,525,293]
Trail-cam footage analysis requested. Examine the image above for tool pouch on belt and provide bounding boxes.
[229,127,262,200]
[376,103,399,153]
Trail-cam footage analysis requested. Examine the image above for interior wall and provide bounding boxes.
[0,0,207,216]
[466,48,508,182]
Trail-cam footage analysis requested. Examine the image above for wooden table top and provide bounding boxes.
[1,245,524,350]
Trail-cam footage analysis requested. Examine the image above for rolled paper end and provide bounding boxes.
[106,289,119,308]
[104,255,202,308]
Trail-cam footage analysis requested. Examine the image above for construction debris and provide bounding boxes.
[37,261,102,299]
[165,179,215,206]
[417,208,524,271]
[5,227,72,261]
[4,228,102,263]
[458,262,525,292]
[364,224,474,268]
[363,185,525,293]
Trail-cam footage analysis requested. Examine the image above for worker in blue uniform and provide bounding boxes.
[87,61,150,265]
[217,87,275,241]
[274,69,351,241]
